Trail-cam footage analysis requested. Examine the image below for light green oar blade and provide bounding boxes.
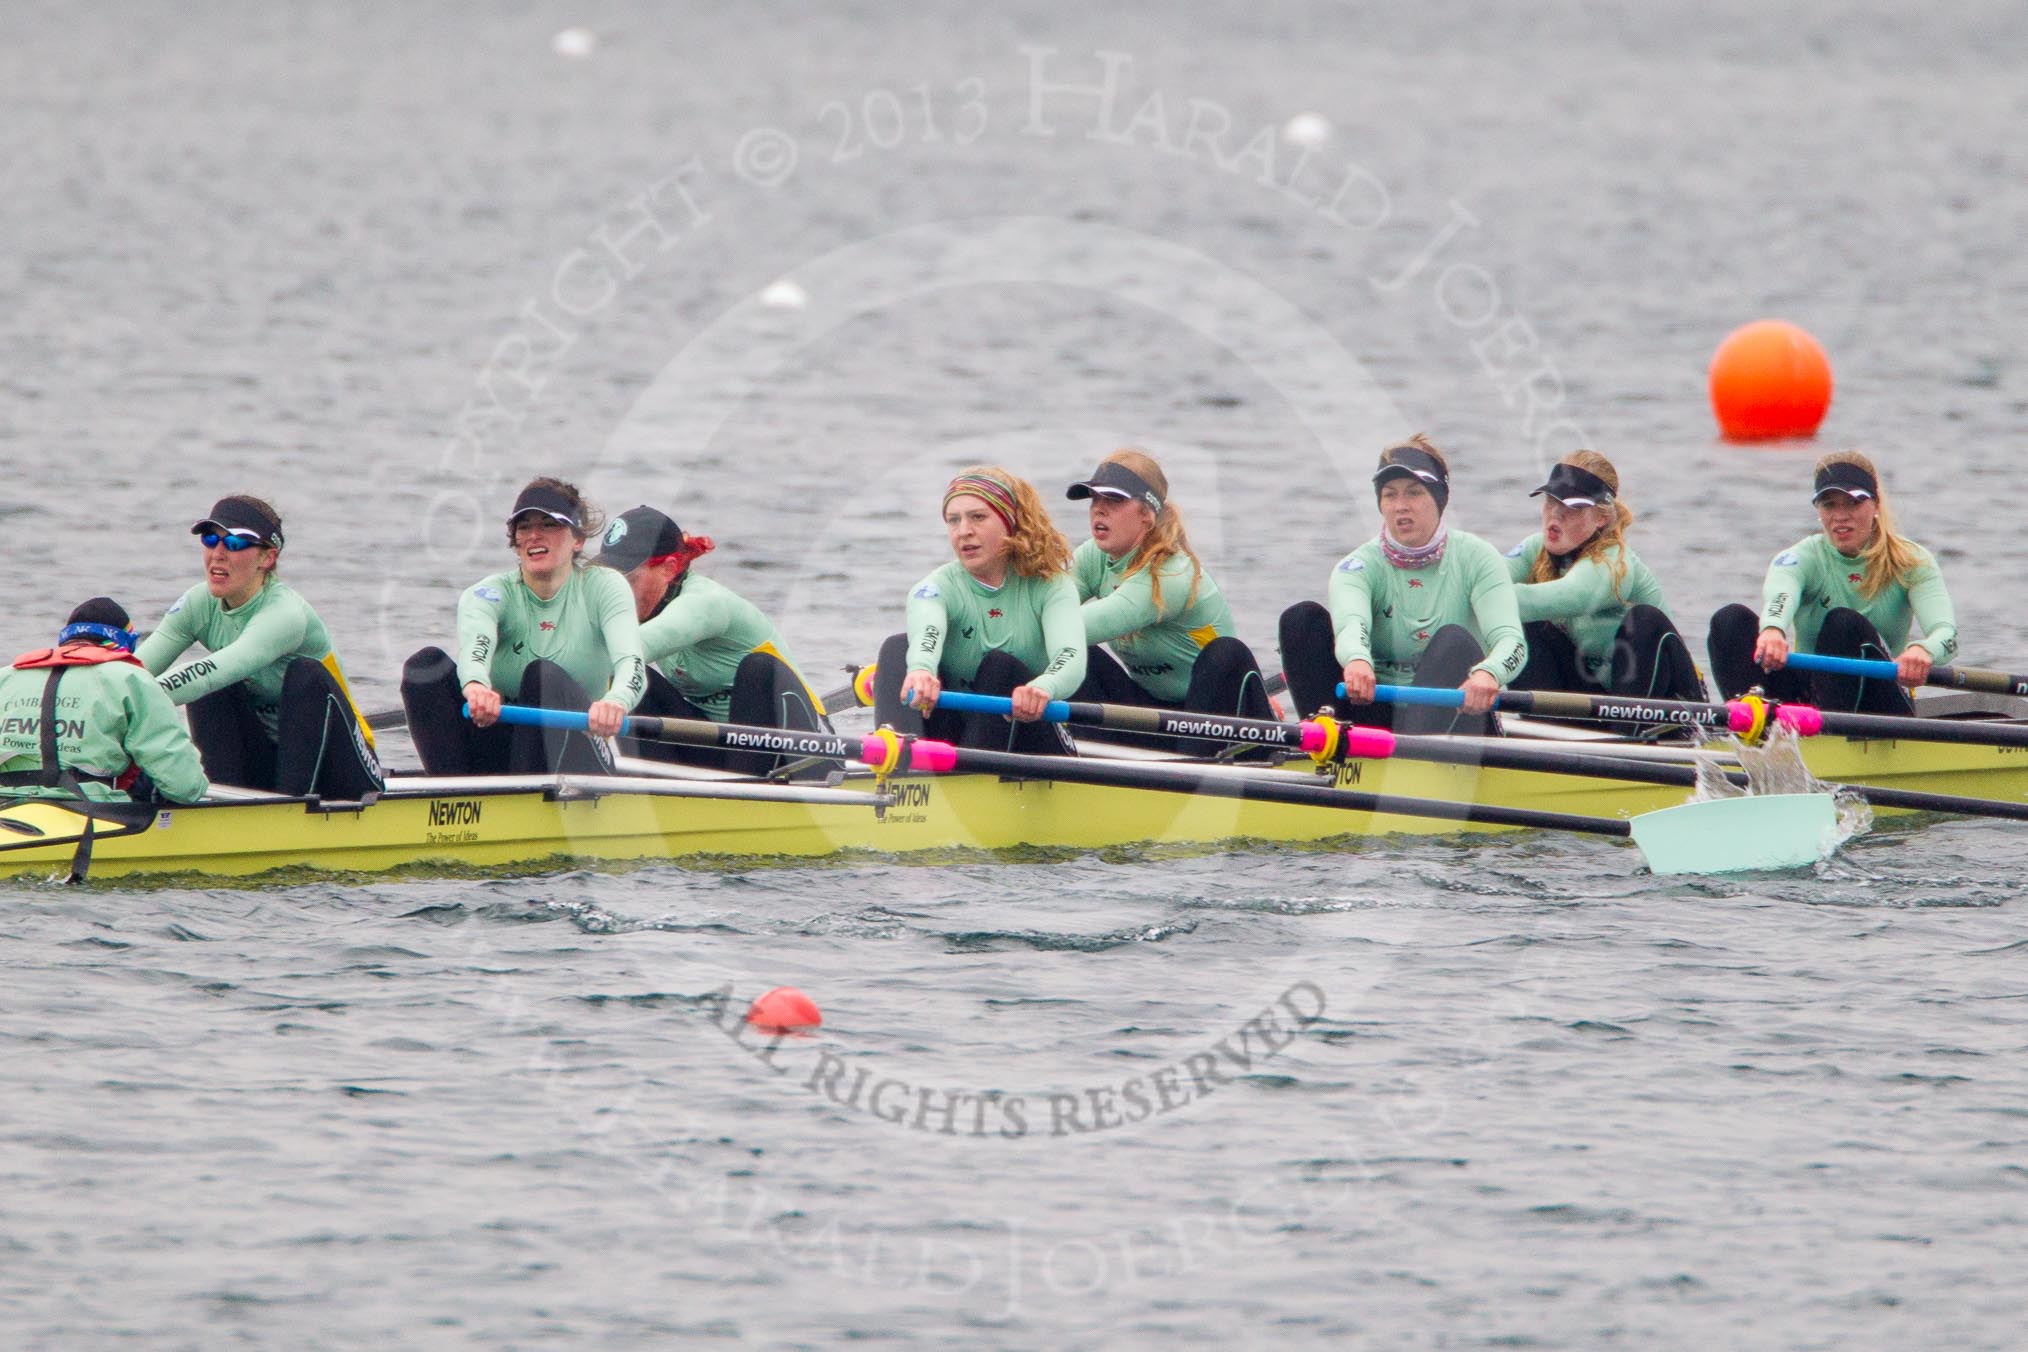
[1628,793,1841,875]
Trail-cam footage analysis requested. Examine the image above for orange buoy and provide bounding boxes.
[745,986,823,1034]
[1709,320,1833,441]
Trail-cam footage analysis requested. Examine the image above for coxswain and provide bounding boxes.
[139,496,381,799]
[1707,451,1956,715]
[1062,449,1274,750]
[1278,435,1525,735]
[400,478,647,774]
[0,597,208,805]
[1503,451,1705,705]
[871,467,1086,755]
[594,504,829,774]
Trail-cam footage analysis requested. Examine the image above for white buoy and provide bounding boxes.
[1282,113,1331,148]
[759,278,808,310]
[552,27,597,58]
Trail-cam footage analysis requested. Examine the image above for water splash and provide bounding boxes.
[1688,723,1873,852]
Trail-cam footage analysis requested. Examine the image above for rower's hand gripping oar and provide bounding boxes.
[1781,650,2028,699]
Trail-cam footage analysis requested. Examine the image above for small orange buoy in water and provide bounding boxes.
[1709,320,1834,441]
[746,986,823,1033]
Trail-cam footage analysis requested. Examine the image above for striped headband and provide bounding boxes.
[942,473,1018,533]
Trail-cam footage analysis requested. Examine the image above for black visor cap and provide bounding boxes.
[508,482,583,531]
[1066,461,1163,515]
[1811,461,1878,503]
[190,495,283,548]
[1529,462,1614,508]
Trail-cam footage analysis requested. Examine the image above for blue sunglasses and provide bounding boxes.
[201,531,265,552]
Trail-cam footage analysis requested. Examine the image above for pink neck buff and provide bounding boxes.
[1380,521,1449,569]
[943,473,1018,534]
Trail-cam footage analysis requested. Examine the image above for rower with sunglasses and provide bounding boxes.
[138,495,383,799]
[1278,435,1526,735]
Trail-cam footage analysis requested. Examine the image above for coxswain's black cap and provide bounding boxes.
[507,482,584,532]
[191,495,284,549]
[1066,461,1163,515]
[60,597,137,651]
[1811,460,1878,503]
[1529,462,1615,509]
[595,505,685,574]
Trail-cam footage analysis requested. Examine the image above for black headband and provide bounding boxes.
[1529,462,1615,508]
[1811,461,1878,503]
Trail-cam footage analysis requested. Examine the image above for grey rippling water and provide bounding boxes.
[4,0,2028,1345]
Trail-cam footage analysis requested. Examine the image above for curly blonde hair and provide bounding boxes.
[1526,450,1636,599]
[946,465,1071,579]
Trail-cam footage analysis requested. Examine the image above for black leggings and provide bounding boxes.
[1511,605,1706,703]
[870,634,1075,757]
[400,648,616,775]
[185,657,384,798]
[1277,601,1497,736]
[625,657,834,775]
[1069,638,1276,753]
[1707,603,1913,715]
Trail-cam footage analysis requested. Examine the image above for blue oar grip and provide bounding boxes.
[1782,652,1900,681]
[1338,683,1467,709]
[469,702,620,733]
[932,690,1072,722]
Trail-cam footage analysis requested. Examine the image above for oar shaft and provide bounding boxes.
[932,689,1394,756]
[904,742,1632,838]
[1933,664,2028,698]
[1348,683,1736,729]
[483,703,863,762]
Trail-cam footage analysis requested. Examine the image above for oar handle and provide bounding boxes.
[1783,650,2028,698]
[932,690,1073,721]
[1781,652,1900,681]
[474,703,624,734]
[1343,683,1467,709]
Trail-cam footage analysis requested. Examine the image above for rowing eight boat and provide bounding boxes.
[4,717,2025,882]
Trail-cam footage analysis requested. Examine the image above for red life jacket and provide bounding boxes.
[13,645,146,671]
